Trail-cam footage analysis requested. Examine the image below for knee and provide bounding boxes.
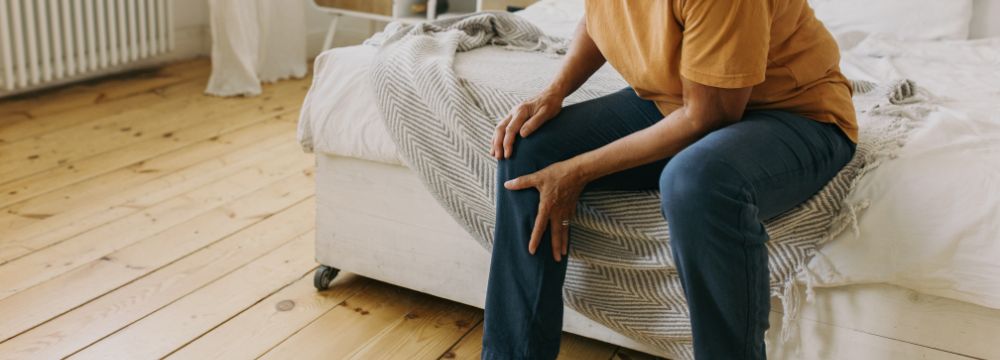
[496,133,560,182]
[659,147,746,220]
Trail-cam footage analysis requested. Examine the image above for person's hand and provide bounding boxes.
[491,91,564,160]
[503,161,586,262]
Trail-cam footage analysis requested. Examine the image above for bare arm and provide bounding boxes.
[543,19,606,100]
[491,18,606,160]
[568,78,753,183]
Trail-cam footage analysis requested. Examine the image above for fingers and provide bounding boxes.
[527,202,571,263]
[503,173,536,190]
[550,209,571,262]
[519,105,550,138]
[528,204,549,256]
[549,217,563,262]
[491,115,510,160]
[560,216,569,256]
[561,206,574,257]
[493,95,563,159]
[503,107,530,159]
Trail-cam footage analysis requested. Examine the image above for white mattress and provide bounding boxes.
[296,0,583,164]
[297,0,1000,309]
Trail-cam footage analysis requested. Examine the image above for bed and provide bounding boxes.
[298,1,1000,358]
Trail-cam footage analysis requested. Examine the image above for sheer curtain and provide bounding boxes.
[205,0,307,97]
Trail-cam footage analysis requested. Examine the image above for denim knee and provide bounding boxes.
[496,134,561,183]
[659,149,746,220]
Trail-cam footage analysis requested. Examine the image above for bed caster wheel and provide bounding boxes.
[314,265,340,291]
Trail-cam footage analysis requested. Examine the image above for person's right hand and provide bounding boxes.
[491,91,564,160]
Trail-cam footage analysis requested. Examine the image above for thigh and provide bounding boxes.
[675,110,856,221]
[508,88,663,177]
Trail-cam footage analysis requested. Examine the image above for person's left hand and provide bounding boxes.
[503,161,587,262]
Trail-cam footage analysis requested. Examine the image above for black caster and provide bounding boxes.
[313,265,340,291]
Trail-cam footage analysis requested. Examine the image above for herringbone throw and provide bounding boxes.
[367,12,926,359]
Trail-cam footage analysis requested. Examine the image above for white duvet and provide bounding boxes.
[807,35,1000,309]
[296,3,1000,309]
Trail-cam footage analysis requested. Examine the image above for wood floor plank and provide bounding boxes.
[0,75,306,183]
[558,334,621,360]
[0,119,297,261]
[0,80,212,164]
[259,281,440,360]
[67,232,319,360]
[166,274,373,360]
[65,60,212,107]
[0,73,210,145]
[441,323,620,360]
[346,295,482,360]
[0,148,313,304]
[0,199,316,359]
[0,59,209,124]
[440,322,484,360]
[0,109,297,208]
[613,348,666,360]
[0,170,315,343]
[0,119,295,255]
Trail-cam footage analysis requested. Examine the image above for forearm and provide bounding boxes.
[544,19,606,98]
[569,108,724,183]
[567,75,752,183]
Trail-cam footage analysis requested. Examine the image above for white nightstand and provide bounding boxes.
[311,0,537,50]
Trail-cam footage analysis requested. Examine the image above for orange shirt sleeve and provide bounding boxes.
[679,0,772,89]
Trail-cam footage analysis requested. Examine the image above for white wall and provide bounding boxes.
[304,7,387,55]
[971,0,1000,39]
[170,0,381,61]
[170,0,210,59]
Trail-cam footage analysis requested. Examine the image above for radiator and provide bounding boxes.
[0,0,173,95]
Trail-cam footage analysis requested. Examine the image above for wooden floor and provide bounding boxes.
[0,59,664,360]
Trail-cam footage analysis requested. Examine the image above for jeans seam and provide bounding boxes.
[703,152,763,359]
[689,148,761,358]
[524,256,547,356]
[738,184,757,359]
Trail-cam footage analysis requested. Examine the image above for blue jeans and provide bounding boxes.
[481,88,856,359]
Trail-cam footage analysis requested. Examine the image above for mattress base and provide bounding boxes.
[314,154,1000,359]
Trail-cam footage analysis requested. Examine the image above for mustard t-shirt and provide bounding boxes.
[584,0,858,142]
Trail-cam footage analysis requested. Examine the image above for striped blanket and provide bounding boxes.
[366,12,923,359]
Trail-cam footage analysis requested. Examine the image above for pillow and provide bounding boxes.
[808,0,974,40]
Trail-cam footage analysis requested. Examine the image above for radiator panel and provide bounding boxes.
[0,0,173,95]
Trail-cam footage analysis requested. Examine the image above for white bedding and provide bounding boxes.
[296,0,582,164]
[297,0,1000,308]
[807,35,1000,309]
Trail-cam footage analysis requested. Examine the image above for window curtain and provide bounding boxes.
[205,0,307,97]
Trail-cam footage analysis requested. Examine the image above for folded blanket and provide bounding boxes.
[367,12,928,359]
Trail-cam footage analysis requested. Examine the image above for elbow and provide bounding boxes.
[678,80,753,133]
[681,106,743,134]
[716,110,744,126]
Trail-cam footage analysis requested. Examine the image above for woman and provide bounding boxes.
[481,1,858,359]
